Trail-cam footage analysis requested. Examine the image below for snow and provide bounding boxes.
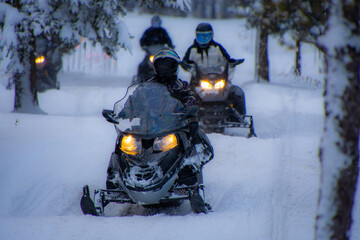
[0,13,359,240]
[0,4,23,45]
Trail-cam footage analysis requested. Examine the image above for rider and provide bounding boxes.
[140,15,174,50]
[182,22,246,115]
[136,15,175,83]
[150,48,196,107]
[150,48,213,159]
[182,23,232,71]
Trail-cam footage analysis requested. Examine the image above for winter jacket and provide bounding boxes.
[182,40,233,70]
[140,27,174,49]
[149,75,197,108]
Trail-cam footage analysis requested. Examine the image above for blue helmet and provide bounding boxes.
[195,23,213,48]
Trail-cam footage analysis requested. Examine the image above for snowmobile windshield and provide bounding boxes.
[197,64,225,75]
[113,82,187,138]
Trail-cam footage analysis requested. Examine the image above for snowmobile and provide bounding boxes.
[182,59,256,137]
[34,36,62,92]
[80,82,213,216]
[133,44,172,84]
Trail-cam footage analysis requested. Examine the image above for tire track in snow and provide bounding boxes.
[270,88,298,240]
[269,87,321,240]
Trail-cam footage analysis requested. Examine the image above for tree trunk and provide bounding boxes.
[13,40,46,114]
[295,40,301,76]
[257,25,269,82]
[315,1,360,239]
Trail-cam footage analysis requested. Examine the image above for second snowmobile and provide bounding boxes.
[80,82,213,216]
[182,60,256,137]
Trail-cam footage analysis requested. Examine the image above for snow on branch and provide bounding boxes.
[163,0,191,12]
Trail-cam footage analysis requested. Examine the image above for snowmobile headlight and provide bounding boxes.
[200,80,212,90]
[214,79,225,89]
[120,135,142,155]
[35,55,45,64]
[149,55,154,63]
[153,134,178,152]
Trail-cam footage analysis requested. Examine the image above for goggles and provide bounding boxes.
[196,31,212,45]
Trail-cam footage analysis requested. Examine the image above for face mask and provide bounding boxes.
[154,58,179,79]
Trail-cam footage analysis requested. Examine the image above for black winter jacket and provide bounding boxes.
[140,27,174,49]
[149,75,197,108]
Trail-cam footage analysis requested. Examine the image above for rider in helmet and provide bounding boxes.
[140,15,174,50]
[151,48,214,158]
[150,48,196,108]
[182,23,233,71]
[182,23,247,115]
[135,16,175,83]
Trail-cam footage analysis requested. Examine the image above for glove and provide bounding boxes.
[188,122,199,137]
[180,61,194,71]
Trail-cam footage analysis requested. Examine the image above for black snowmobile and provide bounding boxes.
[133,44,171,84]
[34,36,63,92]
[81,82,213,216]
[182,60,256,137]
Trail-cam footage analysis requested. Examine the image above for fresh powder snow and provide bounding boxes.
[0,13,359,240]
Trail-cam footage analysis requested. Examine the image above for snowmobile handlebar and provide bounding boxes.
[180,61,194,72]
[229,59,245,68]
[102,109,119,124]
[180,105,199,121]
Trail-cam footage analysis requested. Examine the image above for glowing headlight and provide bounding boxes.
[149,55,154,63]
[120,135,141,155]
[200,80,212,90]
[153,134,178,152]
[35,56,45,64]
[214,79,225,89]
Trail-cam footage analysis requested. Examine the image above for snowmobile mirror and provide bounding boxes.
[102,109,119,124]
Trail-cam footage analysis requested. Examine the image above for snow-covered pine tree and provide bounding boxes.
[138,0,191,11]
[0,0,131,113]
[0,0,190,114]
[236,1,359,238]
[315,0,360,239]
[247,0,359,238]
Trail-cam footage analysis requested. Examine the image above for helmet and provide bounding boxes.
[153,49,180,79]
[151,15,162,28]
[153,48,180,63]
[195,23,213,48]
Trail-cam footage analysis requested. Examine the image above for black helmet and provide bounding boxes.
[153,49,180,79]
[195,23,213,48]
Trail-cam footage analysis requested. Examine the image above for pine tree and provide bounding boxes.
[315,0,359,239]
[0,0,130,113]
[236,1,359,238]
[0,0,190,114]
[268,1,359,238]
[234,0,290,82]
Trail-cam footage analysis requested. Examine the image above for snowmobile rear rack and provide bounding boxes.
[200,114,256,138]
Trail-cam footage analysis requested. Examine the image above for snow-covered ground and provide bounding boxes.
[0,13,359,240]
